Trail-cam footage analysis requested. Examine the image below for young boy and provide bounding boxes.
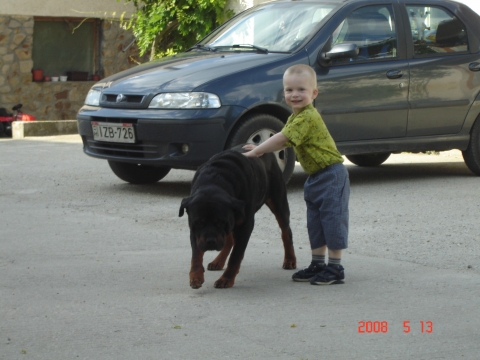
[243,64,350,285]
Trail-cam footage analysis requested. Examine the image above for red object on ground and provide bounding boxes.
[0,115,15,123]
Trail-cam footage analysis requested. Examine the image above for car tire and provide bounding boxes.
[226,113,296,183]
[108,161,171,184]
[346,153,391,167]
[462,118,480,175]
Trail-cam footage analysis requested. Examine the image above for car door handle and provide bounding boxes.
[469,62,480,72]
[386,69,403,79]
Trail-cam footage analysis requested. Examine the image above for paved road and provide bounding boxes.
[1,135,479,359]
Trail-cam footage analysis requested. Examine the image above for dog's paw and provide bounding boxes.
[190,271,204,289]
[282,258,297,269]
[207,261,224,271]
[214,276,234,288]
[190,278,204,289]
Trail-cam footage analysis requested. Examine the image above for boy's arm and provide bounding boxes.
[242,132,289,158]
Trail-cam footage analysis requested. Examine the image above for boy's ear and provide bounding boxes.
[312,88,319,99]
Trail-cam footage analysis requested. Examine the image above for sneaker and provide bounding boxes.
[292,262,325,282]
[310,264,345,285]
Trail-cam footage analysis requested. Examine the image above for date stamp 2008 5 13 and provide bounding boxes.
[358,320,433,334]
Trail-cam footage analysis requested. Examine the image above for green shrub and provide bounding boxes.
[121,0,234,59]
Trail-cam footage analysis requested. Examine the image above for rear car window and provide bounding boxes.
[407,5,469,55]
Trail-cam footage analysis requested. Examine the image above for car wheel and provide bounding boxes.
[346,153,391,167]
[462,118,480,175]
[108,161,171,184]
[226,113,296,183]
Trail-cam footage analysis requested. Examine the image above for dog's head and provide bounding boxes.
[179,190,245,252]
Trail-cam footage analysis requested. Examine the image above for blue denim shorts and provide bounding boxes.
[304,162,350,250]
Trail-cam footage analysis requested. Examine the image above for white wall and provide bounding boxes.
[2,0,266,18]
[0,0,135,18]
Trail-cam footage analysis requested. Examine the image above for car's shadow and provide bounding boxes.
[111,170,194,198]
[110,159,474,197]
[287,161,473,191]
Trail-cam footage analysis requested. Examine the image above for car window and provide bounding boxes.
[331,5,398,64]
[407,5,468,55]
[201,3,337,53]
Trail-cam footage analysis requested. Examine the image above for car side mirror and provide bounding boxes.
[318,43,359,67]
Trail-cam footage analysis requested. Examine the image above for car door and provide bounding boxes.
[313,3,409,142]
[405,3,480,136]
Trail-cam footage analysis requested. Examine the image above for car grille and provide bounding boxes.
[103,94,144,104]
[86,139,162,159]
[99,94,149,109]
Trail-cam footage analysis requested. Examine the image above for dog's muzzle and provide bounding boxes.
[205,236,218,250]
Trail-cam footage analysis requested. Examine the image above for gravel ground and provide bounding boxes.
[9,135,479,274]
[2,136,480,359]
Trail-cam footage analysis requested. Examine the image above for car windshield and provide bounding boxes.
[199,2,338,53]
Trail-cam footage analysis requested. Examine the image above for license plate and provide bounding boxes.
[92,122,135,143]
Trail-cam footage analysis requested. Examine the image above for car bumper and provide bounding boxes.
[76,105,244,170]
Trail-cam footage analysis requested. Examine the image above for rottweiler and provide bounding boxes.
[179,146,296,289]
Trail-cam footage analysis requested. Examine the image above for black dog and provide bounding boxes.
[179,146,296,289]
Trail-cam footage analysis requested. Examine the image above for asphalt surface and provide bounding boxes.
[1,135,479,359]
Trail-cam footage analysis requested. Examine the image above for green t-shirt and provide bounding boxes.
[281,104,343,174]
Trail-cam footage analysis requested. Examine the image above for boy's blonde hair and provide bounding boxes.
[284,64,317,88]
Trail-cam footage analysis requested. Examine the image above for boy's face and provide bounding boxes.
[283,72,318,114]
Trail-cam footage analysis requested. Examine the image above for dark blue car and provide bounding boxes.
[77,0,480,183]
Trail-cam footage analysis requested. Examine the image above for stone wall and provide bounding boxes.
[0,15,144,120]
[101,20,145,78]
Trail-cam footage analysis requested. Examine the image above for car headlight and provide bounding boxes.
[85,88,102,106]
[148,92,221,109]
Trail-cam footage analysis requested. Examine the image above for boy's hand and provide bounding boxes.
[242,144,257,151]
[242,144,263,158]
[242,133,288,158]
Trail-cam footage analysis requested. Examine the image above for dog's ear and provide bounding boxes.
[179,196,191,217]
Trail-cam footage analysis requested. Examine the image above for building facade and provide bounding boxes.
[1,1,147,120]
[0,0,266,121]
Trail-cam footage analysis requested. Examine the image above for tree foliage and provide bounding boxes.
[121,0,234,60]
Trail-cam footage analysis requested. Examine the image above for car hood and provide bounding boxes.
[98,51,288,95]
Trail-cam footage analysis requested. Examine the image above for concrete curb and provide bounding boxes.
[12,120,78,139]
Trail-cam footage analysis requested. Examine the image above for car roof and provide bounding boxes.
[265,0,479,20]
